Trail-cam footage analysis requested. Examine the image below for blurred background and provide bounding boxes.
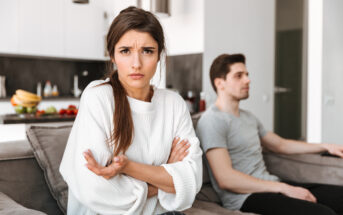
[0,0,342,145]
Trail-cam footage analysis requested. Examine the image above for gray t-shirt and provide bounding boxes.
[196,105,279,210]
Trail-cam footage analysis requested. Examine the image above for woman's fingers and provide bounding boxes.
[168,138,191,163]
[172,137,180,150]
[83,150,99,167]
[84,149,121,179]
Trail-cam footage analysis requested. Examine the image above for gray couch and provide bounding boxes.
[1,124,343,215]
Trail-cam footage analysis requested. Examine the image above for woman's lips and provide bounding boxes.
[129,73,144,80]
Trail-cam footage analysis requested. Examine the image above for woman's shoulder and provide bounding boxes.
[81,79,113,103]
[154,88,184,104]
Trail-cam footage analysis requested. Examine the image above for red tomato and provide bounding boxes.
[66,109,74,115]
[73,109,78,115]
[59,109,66,115]
[68,105,76,110]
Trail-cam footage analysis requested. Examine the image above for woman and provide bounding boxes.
[59,6,203,215]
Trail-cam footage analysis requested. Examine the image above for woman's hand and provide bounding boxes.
[147,184,158,198]
[147,137,191,198]
[167,137,191,164]
[83,149,128,179]
[321,143,343,158]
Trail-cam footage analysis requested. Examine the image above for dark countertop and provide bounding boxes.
[0,97,80,102]
[0,114,76,124]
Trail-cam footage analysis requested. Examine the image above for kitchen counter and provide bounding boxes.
[0,114,76,124]
[0,96,80,101]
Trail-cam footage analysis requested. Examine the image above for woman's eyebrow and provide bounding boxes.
[142,46,156,49]
[118,46,131,49]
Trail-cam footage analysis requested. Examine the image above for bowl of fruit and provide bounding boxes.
[11,89,42,114]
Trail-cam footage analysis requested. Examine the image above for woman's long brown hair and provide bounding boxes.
[105,7,165,156]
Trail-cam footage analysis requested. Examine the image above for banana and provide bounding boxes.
[15,89,41,102]
[12,95,38,108]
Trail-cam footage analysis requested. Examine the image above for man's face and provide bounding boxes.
[219,62,250,101]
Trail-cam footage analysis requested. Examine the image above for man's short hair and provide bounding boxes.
[210,53,246,92]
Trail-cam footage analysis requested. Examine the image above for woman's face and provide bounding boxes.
[113,30,159,91]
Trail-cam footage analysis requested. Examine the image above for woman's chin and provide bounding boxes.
[126,81,150,90]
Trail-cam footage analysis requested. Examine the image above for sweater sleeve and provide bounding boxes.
[59,85,147,215]
[157,96,203,211]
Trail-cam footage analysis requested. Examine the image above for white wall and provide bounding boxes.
[203,0,276,131]
[306,0,323,142]
[321,0,343,144]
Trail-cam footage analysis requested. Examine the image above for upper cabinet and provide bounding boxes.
[0,0,19,54]
[64,0,106,60]
[0,0,108,61]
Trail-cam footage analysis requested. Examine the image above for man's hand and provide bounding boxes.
[321,143,343,158]
[280,183,317,203]
[83,149,128,179]
[167,137,191,163]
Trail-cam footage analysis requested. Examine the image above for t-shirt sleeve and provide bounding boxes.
[59,86,147,214]
[255,115,267,138]
[196,112,228,153]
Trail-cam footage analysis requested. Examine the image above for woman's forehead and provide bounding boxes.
[116,30,158,48]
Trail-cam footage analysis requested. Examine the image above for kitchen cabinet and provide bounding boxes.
[0,0,108,60]
[64,0,107,60]
[18,0,64,57]
[0,0,19,54]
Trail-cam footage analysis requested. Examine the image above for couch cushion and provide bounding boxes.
[26,125,72,214]
[0,192,47,215]
[264,151,343,186]
[183,200,257,215]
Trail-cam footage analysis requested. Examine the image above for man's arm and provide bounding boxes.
[206,147,316,202]
[261,132,343,157]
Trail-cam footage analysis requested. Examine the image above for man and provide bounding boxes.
[196,54,343,215]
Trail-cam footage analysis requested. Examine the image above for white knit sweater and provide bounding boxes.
[59,79,203,215]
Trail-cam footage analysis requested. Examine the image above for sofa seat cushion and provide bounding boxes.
[183,200,257,215]
[0,192,47,215]
[0,140,33,161]
[26,125,72,214]
[264,151,343,186]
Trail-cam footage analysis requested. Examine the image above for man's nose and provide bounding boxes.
[132,52,142,70]
[245,75,251,84]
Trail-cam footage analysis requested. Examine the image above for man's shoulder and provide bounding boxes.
[240,109,258,120]
[197,106,230,129]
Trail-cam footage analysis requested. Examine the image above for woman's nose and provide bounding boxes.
[132,52,142,70]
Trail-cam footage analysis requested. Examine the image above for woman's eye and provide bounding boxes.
[143,49,153,54]
[120,49,129,54]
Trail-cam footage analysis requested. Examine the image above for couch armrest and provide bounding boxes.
[263,151,343,185]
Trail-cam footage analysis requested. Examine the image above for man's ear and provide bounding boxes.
[214,78,225,91]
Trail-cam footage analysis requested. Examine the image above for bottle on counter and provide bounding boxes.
[185,90,195,114]
[52,85,59,97]
[199,91,206,112]
[36,82,42,97]
[43,81,52,97]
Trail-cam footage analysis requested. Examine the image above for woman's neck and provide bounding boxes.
[125,85,153,102]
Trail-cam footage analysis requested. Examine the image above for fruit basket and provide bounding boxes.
[11,89,41,114]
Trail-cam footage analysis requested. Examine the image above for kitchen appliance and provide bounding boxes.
[0,76,6,98]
